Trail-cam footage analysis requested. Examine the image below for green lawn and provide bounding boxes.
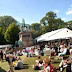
[0,56,65,72]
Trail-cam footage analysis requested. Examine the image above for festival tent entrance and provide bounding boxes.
[36,28,72,42]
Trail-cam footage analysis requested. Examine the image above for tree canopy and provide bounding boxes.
[0,27,6,44]
[31,23,41,31]
[4,23,20,44]
[0,16,17,30]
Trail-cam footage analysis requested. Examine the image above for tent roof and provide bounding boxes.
[45,28,72,41]
[0,45,12,49]
[36,28,72,42]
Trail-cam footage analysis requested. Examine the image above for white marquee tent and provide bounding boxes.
[0,45,12,49]
[36,28,72,42]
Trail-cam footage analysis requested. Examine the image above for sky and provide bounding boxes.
[0,0,72,24]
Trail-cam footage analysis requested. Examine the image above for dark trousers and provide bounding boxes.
[66,63,71,72]
[57,65,65,72]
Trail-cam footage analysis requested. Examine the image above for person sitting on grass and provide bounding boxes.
[56,56,68,72]
[33,56,43,70]
[43,58,54,72]
[39,58,51,72]
[58,45,67,57]
[57,45,67,60]
[14,57,24,70]
[39,58,55,72]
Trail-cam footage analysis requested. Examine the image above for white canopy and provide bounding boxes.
[36,28,72,42]
[36,28,61,42]
[0,45,12,49]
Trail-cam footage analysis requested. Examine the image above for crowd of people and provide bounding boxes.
[32,40,72,72]
[0,47,24,72]
[0,39,72,72]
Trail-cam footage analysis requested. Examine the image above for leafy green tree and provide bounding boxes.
[40,17,47,26]
[31,30,42,39]
[30,23,41,31]
[53,18,65,29]
[30,23,42,39]
[0,27,6,44]
[46,11,56,19]
[46,11,56,31]
[40,11,57,32]
[4,23,20,44]
[0,16,17,30]
[67,20,72,30]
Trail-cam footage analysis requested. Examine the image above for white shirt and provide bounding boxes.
[35,49,39,55]
[46,66,50,71]
[45,45,48,48]
[63,48,67,54]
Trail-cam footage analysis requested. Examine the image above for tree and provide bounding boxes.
[40,17,47,26]
[4,23,20,44]
[30,23,41,31]
[46,11,56,19]
[0,27,6,44]
[30,23,42,39]
[67,20,72,30]
[0,16,17,30]
[53,18,65,29]
[40,11,57,32]
[46,11,56,31]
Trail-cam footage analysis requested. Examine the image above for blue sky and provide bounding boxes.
[0,0,72,24]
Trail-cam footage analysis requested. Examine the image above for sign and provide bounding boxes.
[22,35,30,37]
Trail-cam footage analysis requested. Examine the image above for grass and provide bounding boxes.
[0,55,65,72]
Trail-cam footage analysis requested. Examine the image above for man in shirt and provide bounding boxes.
[6,48,14,72]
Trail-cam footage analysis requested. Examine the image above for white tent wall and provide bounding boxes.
[45,28,72,41]
[36,28,64,42]
[36,28,72,42]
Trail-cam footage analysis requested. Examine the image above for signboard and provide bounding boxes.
[22,35,30,37]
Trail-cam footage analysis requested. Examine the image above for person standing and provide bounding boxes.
[6,48,14,72]
[54,44,58,55]
[40,44,44,56]
[1,50,3,62]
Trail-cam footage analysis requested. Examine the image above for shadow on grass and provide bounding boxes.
[53,61,60,64]
[14,64,29,71]
[0,67,6,72]
[23,64,28,65]
[23,64,29,69]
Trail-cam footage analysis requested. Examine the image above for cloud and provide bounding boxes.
[54,9,59,13]
[66,10,72,15]
[66,6,72,15]
[61,18,67,21]
[70,5,72,7]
